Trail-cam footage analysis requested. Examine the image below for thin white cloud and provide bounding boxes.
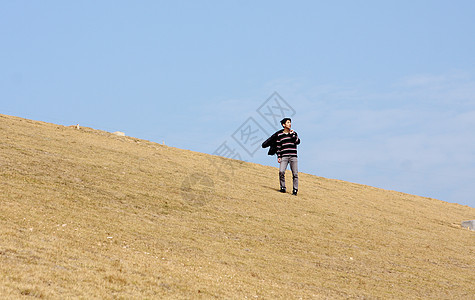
[263,72,475,206]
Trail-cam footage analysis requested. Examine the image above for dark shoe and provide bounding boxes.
[280,187,286,193]
[292,189,298,196]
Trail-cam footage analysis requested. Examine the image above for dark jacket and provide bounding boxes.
[261,129,284,156]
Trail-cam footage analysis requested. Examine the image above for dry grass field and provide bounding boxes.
[1,113,474,299]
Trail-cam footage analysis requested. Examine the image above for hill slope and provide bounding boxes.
[1,114,474,299]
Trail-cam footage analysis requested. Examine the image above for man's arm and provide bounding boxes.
[292,131,300,145]
[276,135,282,163]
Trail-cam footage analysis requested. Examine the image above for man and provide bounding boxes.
[262,118,300,195]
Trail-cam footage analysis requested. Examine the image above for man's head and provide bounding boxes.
[280,118,292,129]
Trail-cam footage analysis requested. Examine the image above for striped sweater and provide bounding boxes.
[276,130,300,158]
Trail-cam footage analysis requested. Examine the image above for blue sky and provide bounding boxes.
[2,1,474,207]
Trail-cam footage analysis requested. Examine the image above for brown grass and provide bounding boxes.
[1,113,474,299]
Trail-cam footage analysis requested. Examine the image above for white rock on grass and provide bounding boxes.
[461,220,474,230]
[113,131,125,137]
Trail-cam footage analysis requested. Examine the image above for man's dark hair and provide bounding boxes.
[280,118,291,127]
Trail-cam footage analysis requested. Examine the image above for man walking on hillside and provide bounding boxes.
[262,118,300,195]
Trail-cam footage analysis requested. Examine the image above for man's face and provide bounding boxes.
[283,120,291,129]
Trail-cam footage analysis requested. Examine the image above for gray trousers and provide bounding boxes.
[279,156,298,190]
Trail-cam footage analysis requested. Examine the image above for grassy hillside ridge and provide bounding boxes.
[1,113,474,299]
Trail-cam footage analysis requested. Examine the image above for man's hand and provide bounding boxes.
[278,157,282,163]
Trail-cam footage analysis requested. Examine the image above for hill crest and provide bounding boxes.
[1,114,474,299]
